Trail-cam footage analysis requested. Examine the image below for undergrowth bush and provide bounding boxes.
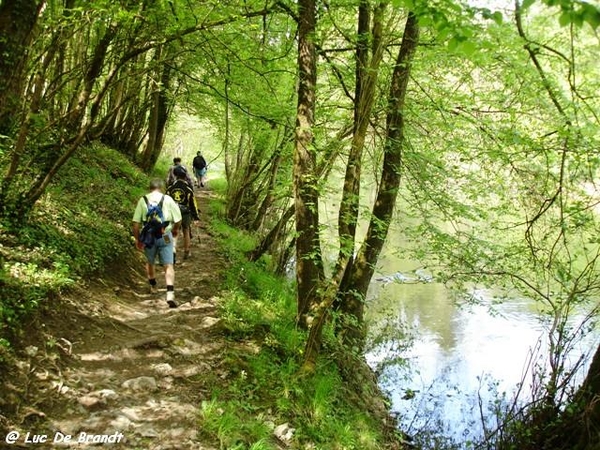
[200,191,388,450]
[0,142,148,338]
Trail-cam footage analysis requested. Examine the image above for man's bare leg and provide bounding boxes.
[165,263,176,307]
[183,228,191,257]
[146,263,155,279]
[165,264,174,285]
[146,263,158,294]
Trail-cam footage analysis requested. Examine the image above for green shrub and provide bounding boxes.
[0,142,148,338]
[201,206,386,449]
[208,177,228,197]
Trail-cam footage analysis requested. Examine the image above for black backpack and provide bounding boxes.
[193,155,207,170]
[166,183,190,214]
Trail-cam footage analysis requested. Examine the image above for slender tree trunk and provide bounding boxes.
[303,12,419,366]
[224,62,232,183]
[336,1,371,274]
[19,24,118,214]
[251,152,282,232]
[336,11,419,348]
[139,46,172,171]
[294,0,324,328]
[276,237,297,276]
[334,2,386,328]
[247,124,351,265]
[0,35,59,207]
[249,204,295,262]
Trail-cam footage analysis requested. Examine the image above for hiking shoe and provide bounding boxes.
[149,285,158,295]
[166,291,178,308]
[184,250,191,260]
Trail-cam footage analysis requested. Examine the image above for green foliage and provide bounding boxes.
[208,177,228,198]
[209,217,257,261]
[202,286,386,449]
[0,142,148,338]
[150,157,171,181]
[198,206,388,449]
[542,0,600,29]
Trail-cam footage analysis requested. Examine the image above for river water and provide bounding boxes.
[316,180,566,446]
[363,239,595,447]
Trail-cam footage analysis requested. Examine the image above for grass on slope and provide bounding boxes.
[0,142,148,345]
[198,180,399,450]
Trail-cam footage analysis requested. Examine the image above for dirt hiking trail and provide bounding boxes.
[3,189,229,449]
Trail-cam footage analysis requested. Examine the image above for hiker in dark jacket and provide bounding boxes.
[192,152,207,187]
[166,166,199,260]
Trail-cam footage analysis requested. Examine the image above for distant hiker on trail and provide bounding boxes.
[166,157,194,187]
[166,165,200,260]
[132,179,182,308]
[192,152,207,187]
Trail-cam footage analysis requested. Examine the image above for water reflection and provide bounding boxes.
[366,280,547,443]
[365,266,600,448]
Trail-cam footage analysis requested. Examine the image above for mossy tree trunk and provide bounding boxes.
[0,0,43,135]
[294,0,324,329]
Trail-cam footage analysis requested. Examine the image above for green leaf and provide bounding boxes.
[558,11,571,26]
[437,28,451,41]
[448,36,460,52]
[491,11,503,25]
[460,40,477,57]
[572,11,584,27]
[582,5,600,29]
[417,15,433,27]
[522,0,536,9]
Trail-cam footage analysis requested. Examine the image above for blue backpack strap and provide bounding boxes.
[156,195,165,222]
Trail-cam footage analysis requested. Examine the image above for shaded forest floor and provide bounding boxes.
[2,189,230,449]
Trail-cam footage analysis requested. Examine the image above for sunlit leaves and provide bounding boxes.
[392,0,504,59]
[533,0,600,29]
[480,9,504,25]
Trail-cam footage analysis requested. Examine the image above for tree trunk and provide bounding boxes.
[564,343,600,449]
[249,204,295,262]
[139,47,173,171]
[336,12,419,349]
[303,12,419,366]
[224,62,232,183]
[0,0,43,135]
[250,152,282,232]
[276,237,297,277]
[294,0,324,329]
[19,24,118,215]
[334,2,387,338]
[336,0,371,275]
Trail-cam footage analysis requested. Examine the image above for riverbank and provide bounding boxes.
[200,186,405,449]
[0,145,406,449]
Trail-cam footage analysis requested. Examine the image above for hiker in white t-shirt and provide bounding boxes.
[132,179,182,307]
